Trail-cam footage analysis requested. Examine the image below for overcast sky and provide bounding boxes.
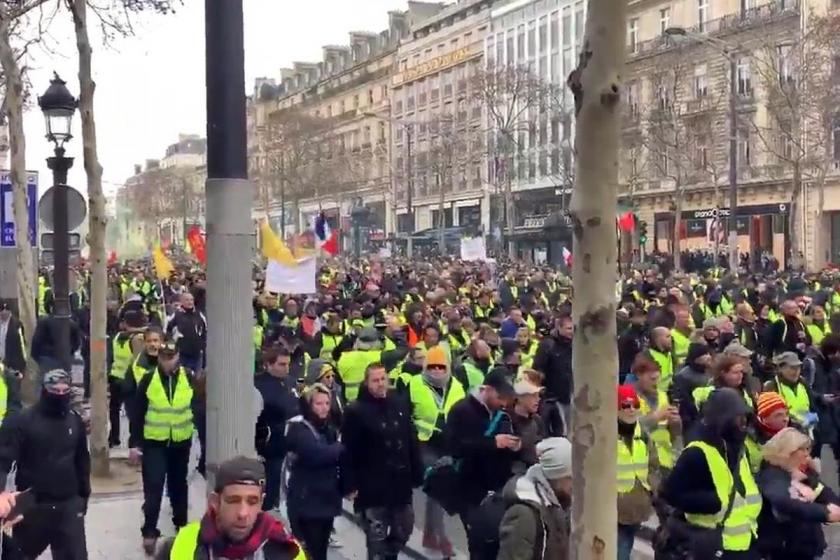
[22,0,408,198]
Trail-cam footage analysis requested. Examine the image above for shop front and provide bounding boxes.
[653,203,789,269]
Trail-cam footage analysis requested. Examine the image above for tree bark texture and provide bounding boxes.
[673,185,683,273]
[566,0,625,556]
[0,19,38,400]
[70,0,109,477]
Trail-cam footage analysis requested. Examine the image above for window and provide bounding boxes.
[777,44,794,85]
[694,134,708,169]
[517,24,526,60]
[626,81,639,115]
[528,21,536,57]
[737,58,752,95]
[698,0,709,32]
[737,127,751,166]
[574,2,584,45]
[550,11,559,50]
[657,83,671,110]
[562,7,571,48]
[659,7,671,35]
[694,65,708,98]
[539,16,548,53]
[628,18,638,54]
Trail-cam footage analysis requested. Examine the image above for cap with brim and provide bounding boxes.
[43,369,72,393]
[724,342,754,358]
[773,351,802,367]
[483,370,515,398]
[213,456,266,493]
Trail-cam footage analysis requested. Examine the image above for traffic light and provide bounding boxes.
[638,220,648,245]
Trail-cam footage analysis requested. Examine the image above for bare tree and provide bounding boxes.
[473,63,550,258]
[566,0,625,555]
[0,0,51,401]
[746,13,840,269]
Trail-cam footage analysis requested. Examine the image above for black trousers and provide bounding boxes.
[141,443,190,538]
[290,517,333,560]
[262,457,284,511]
[13,496,87,560]
[361,504,414,560]
[107,376,124,446]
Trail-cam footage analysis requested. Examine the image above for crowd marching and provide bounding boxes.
[3,255,840,559]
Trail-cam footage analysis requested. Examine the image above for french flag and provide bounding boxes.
[314,212,339,256]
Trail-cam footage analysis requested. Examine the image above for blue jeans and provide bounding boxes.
[617,523,638,560]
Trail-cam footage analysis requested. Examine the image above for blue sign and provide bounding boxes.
[0,172,38,248]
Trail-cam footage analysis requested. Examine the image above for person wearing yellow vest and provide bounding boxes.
[734,303,760,354]
[453,339,493,392]
[124,327,164,450]
[748,391,799,474]
[130,340,196,555]
[632,354,682,473]
[108,311,146,448]
[408,345,463,556]
[661,387,762,557]
[692,355,757,415]
[158,455,305,560]
[806,305,832,348]
[646,327,674,391]
[390,346,425,393]
[616,384,657,560]
[671,307,693,371]
[336,327,382,402]
[828,284,840,317]
[313,313,344,364]
[516,327,539,370]
[37,274,52,317]
[764,352,818,434]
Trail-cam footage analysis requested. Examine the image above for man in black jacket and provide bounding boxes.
[0,302,26,374]
[768,300,811,358]
[342,362,423,560]
[0,369,90,559]
[533,314,573,430]
[254,347,300,512]
[166,292,207,372]
[445,370,519,559]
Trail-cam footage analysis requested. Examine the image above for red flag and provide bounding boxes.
[617,211,635,232]
[321,228,339,256]
[187,226,207,265]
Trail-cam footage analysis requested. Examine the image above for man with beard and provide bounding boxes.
[454,339,493,392]
[0,369,90,559]
[534,315,573,435]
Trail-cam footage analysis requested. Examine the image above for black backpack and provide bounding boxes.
[467,491,546,560]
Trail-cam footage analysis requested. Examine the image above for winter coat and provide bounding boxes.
[532,334,572,405]
[755,463,835,558]
[809,351,840,445]
[165,308,207,358]
[498,467,569,560]
[254,373,300,460]
[341,385,423,510]
[285,415,346,521]
[672,364,710,434]
[510,410,546,475]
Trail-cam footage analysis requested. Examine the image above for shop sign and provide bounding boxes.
[392,46,479,86]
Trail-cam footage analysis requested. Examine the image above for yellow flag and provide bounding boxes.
[260,220,297,266]
[152,245,174,280]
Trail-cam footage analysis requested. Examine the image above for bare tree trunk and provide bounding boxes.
[70,0,109,476]
[789,163,801,270]
[437,172,445,253]
[566,0,624,557]
[673,186,683,273]
[0,19,38,401]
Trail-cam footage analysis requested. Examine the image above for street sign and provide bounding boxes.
[40,232,81,251]
[39,185,87,231]
[40,249,82,267]
[0,172,38,248]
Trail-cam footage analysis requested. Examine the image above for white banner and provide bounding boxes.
[460,236,487,261]
[265,257,317,294]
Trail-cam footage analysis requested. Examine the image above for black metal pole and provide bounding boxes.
[47,148,73,371]
[406,125,413,258]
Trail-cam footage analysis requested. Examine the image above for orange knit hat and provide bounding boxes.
[756,392,787,421]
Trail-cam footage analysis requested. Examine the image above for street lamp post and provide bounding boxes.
[665,27,740,272]
[38,74,77,371]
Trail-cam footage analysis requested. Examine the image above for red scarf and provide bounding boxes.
[198,510,299,559]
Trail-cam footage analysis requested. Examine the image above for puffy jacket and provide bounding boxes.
[285,415,346,521]
[254,373,300,460]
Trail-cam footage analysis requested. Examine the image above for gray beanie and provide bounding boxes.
[537,437,573,480]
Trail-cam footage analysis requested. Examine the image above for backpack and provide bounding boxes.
[467,491,546,560]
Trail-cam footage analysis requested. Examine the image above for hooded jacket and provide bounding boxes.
[304,359,345,427]
[672,343,712,433]
[498,465,569,560]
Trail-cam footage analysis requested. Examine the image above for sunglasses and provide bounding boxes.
[620,402,641,410]
[428,364,447,371]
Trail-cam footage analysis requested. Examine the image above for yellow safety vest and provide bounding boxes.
[253,325,264,352]
[774,377,810,425]
[520,340,539,370]
[446,331,470,353]
[0,364,8,423]
[319,333,344,362]
[617,423,650,493]
[671,329,691,370]
[131,353,153,384]
[461,361,486,391]
[337,349,381,402]
[806,322,831,347]
[37,282,50,316]
[648,348,674,390]
[144,368,194,443]
[111,334,135,380]
[745,435,762,474]
[408,375,465,441]
[693,385,754,411]
[389,362,414,391]
[684,441,761,551]
[170,522,305,560]
[638,389,675,468]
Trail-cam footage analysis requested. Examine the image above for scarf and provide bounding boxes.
[198,510,299,559]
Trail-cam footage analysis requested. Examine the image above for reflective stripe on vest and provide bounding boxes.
[409,375,465,441]
[617,423,649,493]
[144,368,194,442]
[170,522,305,560]
[648,348,674,390]
[638,389,674,468]
[111,335,134,380]
[337,349,381,402]
[684,441,761,551]
[776,377,810,425]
